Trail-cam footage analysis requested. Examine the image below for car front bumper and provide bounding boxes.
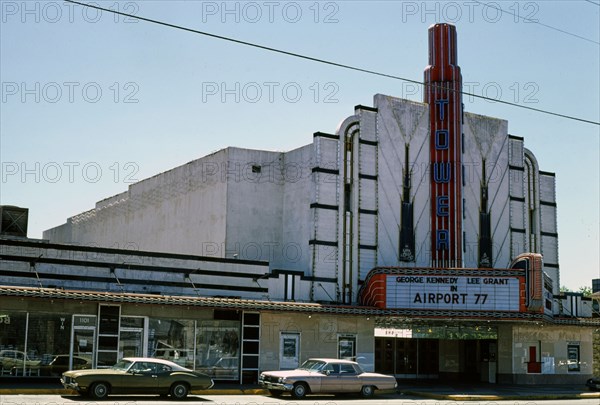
[258,380,294,391]
[60,378,82,391]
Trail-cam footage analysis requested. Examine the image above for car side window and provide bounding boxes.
[131,362,157,374]
[324,363,340,374]
[158,364,172,373]
[340,364,356,374]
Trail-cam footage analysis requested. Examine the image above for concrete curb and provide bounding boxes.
[401,390,600,401]
[0,388,269,396]
[192,388,268,395]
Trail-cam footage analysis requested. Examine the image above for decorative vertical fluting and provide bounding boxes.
[399,145,415,262]
[478,161,493,267]
[424,23,463,268]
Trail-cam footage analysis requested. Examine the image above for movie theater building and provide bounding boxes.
[1,23,594,384]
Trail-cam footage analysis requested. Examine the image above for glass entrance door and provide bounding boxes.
[71,315,97,369]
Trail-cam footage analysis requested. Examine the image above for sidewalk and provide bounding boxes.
[1,377,600,400]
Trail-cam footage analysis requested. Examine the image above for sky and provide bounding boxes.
[1,0,598,290]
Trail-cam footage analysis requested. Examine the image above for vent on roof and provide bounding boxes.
[0,205,28,237]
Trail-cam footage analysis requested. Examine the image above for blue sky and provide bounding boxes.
[1,1,598,290]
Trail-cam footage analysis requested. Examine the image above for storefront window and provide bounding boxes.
[0,312,75,377]
[0,312,27,376]
[148,318,195,369]
[26,313,72,376]
[195,320,240,380]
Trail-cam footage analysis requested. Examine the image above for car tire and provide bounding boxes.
[90,382,110,400]
[291,382,308,399]
[170,382,190,400]
[360,385,375,398]
[269,389,283,397]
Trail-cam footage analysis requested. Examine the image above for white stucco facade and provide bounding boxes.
[44,94,560,304]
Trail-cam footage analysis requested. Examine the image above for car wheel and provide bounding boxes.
[170,382,189,400]
[90,382,109,400]
[291,382,308,399]
[269,389,283,397]
[360,385,375,398]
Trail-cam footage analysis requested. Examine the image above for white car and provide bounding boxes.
[259,358,397,398]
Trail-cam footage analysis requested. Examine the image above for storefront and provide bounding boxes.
[0,285,375,382]
[0,296,242,380]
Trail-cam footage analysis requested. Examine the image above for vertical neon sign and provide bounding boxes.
[424,23,463,267]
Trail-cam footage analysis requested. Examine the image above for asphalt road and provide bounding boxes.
[1,395,600,405]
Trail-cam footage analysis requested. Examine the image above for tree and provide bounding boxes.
[559,285,592,297]
[578,286,592,297]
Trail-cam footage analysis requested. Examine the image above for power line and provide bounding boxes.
[472,0,599,45]
[583,0,600,7]
[63,0,599,126]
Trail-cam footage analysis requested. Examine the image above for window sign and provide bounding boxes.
[279,333,299,370]
[338,335,356,360]
[567,344,580,372]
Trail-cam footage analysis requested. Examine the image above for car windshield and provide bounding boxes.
[111,359,133,371]
[298,360,325,371]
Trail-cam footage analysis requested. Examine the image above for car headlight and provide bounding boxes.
[278,377,286,383]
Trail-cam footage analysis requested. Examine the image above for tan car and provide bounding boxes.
[259,358,397,398]
[61,357,213,399]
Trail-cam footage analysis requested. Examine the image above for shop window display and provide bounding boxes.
[148,318,195,368]
[196,320,240,380]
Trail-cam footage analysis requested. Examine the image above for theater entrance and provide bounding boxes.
[374,325,497,382]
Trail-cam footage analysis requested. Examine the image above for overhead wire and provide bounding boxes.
[63,0,599,126]
[472,0,599,44]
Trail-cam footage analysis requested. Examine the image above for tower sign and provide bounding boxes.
[424,23,463,267]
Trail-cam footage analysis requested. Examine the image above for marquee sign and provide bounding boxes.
[386,275,520,311]
[358,254,542,315]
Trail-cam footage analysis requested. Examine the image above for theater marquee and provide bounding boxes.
[386,275,521,311]
[358,255,544,314]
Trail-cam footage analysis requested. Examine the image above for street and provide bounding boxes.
[1,394,600,405]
